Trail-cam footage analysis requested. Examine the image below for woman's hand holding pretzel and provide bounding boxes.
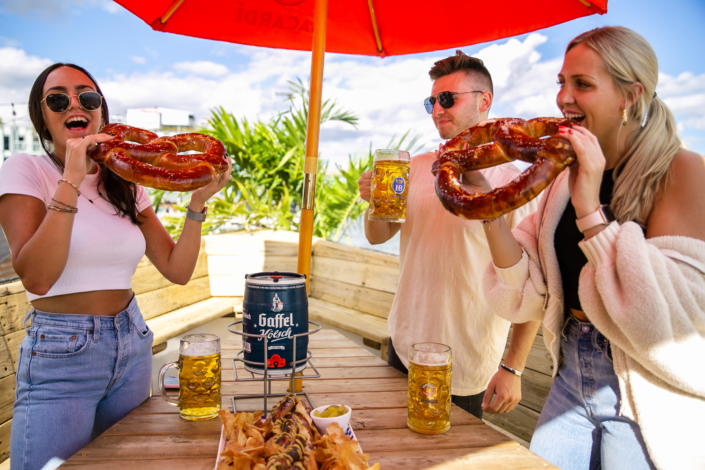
[63,134,115,184]
[559,125,605,218]
[189,157,232,211]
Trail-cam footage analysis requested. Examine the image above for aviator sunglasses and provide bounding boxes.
[41,91,103,113]
[423,90,484,114]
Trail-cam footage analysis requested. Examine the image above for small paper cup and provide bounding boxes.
[310,405,352,435]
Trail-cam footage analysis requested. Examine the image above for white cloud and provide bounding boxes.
[2,35,703,161]
[0,48,52,125]
[100,1,121,14]
[173,61,229,78]
[657,71,705,133]
[0,48,53,90]
[131,56,146,64]
[0,0,122,17]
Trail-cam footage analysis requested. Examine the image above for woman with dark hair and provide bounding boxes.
[0,63,230,469]
[466,27,705,469]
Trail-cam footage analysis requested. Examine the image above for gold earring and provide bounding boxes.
[621,108,628,126]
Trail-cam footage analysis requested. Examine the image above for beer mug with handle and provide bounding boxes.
[368,149,410,223]
[407,342,452,434]
[159,334,221,421]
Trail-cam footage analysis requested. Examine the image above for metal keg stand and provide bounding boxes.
[226,320,322,414]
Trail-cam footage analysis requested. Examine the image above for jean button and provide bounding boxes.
[582,326,591,333]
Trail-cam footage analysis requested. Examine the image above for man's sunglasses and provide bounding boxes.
[41,91,103,113]
[424,90,484,114]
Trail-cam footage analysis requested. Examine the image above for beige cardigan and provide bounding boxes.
[484,170,705,470]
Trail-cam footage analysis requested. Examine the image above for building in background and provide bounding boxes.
[0,122,42,163]
[125,107,197,134]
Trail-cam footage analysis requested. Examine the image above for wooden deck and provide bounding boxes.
[62,329,557,469]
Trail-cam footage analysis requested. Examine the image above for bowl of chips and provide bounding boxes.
[310,404,352,435]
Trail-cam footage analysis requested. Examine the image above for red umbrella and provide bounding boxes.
[115,0,608,286]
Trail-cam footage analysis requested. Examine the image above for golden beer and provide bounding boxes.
[407,343,452,434]
[159,334,221,421]
[369,150,410,223]
[178,352,221,420]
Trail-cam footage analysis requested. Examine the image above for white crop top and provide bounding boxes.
[0,153,151,301]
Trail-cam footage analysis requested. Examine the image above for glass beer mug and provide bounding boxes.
[407,342,452,434]
[159,334,221,421]
[368,149,410,223]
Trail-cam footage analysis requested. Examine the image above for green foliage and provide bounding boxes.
[160,80,424,241]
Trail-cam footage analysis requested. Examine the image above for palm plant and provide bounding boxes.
[159,80,425,240]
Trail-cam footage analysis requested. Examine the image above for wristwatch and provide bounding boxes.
[576,204,615,233]
[186,205,208,222]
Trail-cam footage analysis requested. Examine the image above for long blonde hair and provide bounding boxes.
[567,27,682,226]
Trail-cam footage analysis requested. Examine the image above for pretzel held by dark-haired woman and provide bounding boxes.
[90,123,229,191]
[431,117,576,220]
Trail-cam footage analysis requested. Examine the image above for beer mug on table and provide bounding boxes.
[407,342,452,434]
[158,334,221,421]
[368,149,410,223]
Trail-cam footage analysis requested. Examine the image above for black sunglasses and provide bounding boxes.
[41,91,103,113]
[424,90,484,114]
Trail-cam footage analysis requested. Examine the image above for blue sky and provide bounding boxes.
[1,0,704,163]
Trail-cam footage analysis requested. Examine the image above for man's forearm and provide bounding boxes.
[363,210,400,244]
[503,320,541,371]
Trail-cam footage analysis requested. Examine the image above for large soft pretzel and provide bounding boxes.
[431,117,576,220]
[90,123,229,191]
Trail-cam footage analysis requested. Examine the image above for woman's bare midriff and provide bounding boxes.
[570,308,590,322]
[30,289,134,316]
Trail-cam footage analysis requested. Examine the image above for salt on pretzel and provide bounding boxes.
[431,118,576,220]
[90,123,229,191]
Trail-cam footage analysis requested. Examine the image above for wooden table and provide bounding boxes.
[62,329,557,469]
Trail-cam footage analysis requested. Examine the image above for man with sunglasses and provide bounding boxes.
[358,51,539,419]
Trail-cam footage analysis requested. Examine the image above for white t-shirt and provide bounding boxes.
[0,153,151,301]
[388,152,538,396]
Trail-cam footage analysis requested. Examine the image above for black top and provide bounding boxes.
[554,169,615,312]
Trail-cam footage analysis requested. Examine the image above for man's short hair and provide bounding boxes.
[429,50,494,96]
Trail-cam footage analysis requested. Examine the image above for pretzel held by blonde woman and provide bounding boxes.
[90,123,229,191]
[431,117,576,220]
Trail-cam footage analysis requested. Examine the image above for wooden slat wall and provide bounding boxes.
[310,240,399,320]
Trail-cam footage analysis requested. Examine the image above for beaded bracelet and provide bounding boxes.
[57,178,80,196]
[481,217,499,225]
[500,363,522,377]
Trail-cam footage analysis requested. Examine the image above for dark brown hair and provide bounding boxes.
[28,63,143,225]
[429,50,494,96]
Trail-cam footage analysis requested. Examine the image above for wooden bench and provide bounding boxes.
[308,240,396,361]
[0,237,240,465]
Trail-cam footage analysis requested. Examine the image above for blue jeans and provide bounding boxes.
[11,297,153,470]
[530,316,656,470]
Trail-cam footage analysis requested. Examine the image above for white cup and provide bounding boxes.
[310,405,352,435]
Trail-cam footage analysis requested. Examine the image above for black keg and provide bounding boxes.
[242,272,308,375]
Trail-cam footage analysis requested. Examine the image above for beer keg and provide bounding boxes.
[242,272,308,375]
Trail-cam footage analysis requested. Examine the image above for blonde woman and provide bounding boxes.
[466,27,705,469]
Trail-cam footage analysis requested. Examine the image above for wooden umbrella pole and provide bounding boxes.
[297,0,328,293]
